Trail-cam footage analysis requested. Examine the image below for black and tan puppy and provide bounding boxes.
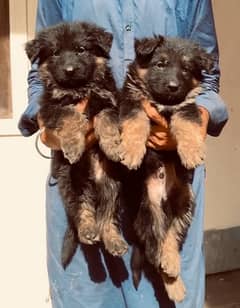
[120,36,213,301]
[25,22,128,266]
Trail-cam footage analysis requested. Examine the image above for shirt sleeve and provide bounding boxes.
[186,0,228,137]
[18,0,63,136]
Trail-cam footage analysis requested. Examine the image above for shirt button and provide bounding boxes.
[125,24,131,31]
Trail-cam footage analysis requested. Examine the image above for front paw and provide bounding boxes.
[178,140,206,169]
[78,222,100,245]
[119,142,146,170]
[61,134,85,164]
[99,137,121,162]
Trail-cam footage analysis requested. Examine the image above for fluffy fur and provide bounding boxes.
[120,35,214,302]
[25,22,128,267]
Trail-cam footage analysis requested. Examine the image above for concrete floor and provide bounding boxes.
[205,270,240,308]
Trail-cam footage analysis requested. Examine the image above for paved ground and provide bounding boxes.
[205,270,240,308]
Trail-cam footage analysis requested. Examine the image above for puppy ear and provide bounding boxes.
[135,35,164,63]
[94,31,113,58]
[25,39,41,63]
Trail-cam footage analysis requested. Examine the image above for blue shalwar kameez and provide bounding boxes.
[19,1,228,307]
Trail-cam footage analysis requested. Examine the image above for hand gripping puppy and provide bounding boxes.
[119,35,213,302]
[25,22,128,267]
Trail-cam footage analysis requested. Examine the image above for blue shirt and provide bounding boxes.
[19,0,228,137]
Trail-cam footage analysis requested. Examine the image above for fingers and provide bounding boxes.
[147,124,177,151]
[85,130,97,150]
[142,99,168,127]
[75,98,89,113]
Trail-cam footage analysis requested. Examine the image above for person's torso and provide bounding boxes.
[61,0,189,87]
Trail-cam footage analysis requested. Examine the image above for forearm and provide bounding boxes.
[18,0,63,137]
[187,0,228,137]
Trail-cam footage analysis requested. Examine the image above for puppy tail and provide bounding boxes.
[61,226,78,269]
[131,245,144,290]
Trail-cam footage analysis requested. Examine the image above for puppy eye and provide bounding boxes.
[75,46,85,55]
[156,60,168,68]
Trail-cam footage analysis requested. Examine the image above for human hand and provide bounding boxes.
[37,98,97,151]
[142,100,209,151]
[142,100,177,151]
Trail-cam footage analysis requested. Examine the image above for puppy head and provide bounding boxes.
[134,37,214,105]
[26,22,113,88]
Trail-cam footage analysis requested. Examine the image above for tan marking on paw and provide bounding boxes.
[77,208,100,245]
[171,114,206,169]
[161,228,181,277]
[57,112,89,164]
[102,223,128,257]
[94,110,121,162]
[120,110,150,169]
[60,133,86,164]
[161,249,181,278]
[163,275,186,303]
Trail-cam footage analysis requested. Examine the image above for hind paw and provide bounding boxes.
[161,250,181,278]
[163,275,186,303]
[78,224,100,245]
[103,236,128,257]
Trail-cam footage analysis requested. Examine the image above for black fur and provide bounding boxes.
[120,35,213,301]
[26,22,128,268]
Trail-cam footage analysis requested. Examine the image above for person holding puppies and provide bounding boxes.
[19,0,228,307]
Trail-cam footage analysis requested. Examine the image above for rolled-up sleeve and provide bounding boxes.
[18,0,63,136]
[187,0,228,137]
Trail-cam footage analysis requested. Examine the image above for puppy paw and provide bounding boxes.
[61,134,85,164]
[104,236,128,257]
[178,140,206,169]
[161,250,181,278]
[78,223,100,245]
[119,142,146,170]
[99,138,121,162]
[163,275,186,303]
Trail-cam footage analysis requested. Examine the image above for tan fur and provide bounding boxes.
[77,206,99,245]
[120,110,150,169]
[101,222,128,256]
[170,113,206,169]
[94,110,121,162]
[160,228,181,278]
[55,111,89,164]
[162,274,186,302]
[92,155,104,182]
[95,56,106,65]
[136,66,148,80]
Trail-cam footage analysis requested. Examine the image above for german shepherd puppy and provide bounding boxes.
[119,35,213,301]
[25,22,128,267]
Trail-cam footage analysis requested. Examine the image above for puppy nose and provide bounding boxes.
[168,81,179,92]
[65,66,74,74]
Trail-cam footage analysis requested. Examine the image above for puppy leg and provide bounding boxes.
[171,109,206,169]
[77,201,100,245]
[57,162,99,245]
[94,108,121,162]
[162,274,186,303]
[120,110,150,170]
[160,227,181,278]
[135,160,168,268]
[93,155,128,256]
[56,111,89,164]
